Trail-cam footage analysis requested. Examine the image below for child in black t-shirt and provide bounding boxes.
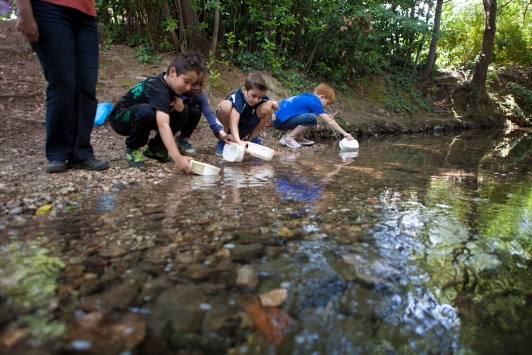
[109,52,204,173]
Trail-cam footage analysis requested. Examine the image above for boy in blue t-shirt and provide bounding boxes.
[272,83,354,148]
[214,73,279,155]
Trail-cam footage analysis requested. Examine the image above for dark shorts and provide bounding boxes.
[216,107,260,139]
[272,113,317,130]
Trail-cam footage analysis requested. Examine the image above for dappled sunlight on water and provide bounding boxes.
[1,130,532,354]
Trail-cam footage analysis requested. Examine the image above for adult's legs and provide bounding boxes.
[70,9,99,163]
[30,0,79,161]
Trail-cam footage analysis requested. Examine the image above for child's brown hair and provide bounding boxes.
[167,52,205,76]
[244,73,268,92]
[314,83,335,104]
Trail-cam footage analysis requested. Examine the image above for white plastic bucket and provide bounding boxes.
[223,143,245,162]
[339,138,359,150]
[189,160,221,175]
[246,142,275,161]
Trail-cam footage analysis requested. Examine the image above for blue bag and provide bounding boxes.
[94,102,113,126]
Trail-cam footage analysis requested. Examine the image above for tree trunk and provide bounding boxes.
[174,0,186,52]
[162,1,180,52]
[211,6,220,58]
[417,0,444,90]
[472,0,497,101]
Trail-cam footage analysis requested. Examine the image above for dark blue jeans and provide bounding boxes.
[272,113,317,130]
[30,0,98,162]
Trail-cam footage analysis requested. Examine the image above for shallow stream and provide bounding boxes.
[1,129,532,355]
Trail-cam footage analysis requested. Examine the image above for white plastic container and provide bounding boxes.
[246,142,275,161]
[339,138,359,150]
[189,160,221,175]
[223,143,245,162]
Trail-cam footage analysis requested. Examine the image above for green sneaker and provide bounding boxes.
[176,138,197,157]
[142,145,173,163]
[125,147,147,170]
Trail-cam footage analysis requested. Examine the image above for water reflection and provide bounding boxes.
[338,149,358,162]
[223,164,274,188]
[97,194,116,212]
[191,174,222,190]
[274,174,323,202]
[2,130,532,354]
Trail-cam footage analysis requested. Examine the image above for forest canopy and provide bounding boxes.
[85,0,532,83]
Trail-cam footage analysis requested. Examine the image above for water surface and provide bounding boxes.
[1,129,532,355]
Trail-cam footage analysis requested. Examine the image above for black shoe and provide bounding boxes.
[46,160,67,173]
[142,145,173,163]
[125,147,147,170]
[67,158,110,171]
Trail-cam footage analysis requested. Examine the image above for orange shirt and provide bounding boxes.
[43,0,96,16]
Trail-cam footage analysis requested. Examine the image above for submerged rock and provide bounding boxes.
[236,265,259,291]
[62,312,146,355]
[147,284,208,339]
[259,288,288,308]
[230,243,264,263]
[80,282,140,311]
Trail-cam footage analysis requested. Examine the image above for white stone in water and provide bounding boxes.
[239,345,249,353]
[123,327,134,335]
[71,340,91,350]
[294,335,306,344]
[223,243,235,249]
[280,281,291,289]
[199,303,212,310]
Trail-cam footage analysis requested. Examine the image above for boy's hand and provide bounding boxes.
[170,97,184,112]
[238,141,250,154]
[173,155,193,174]
[314,124,320,131]
[219,131,234,143]
[258,101,277,117]
[344,133,354,140]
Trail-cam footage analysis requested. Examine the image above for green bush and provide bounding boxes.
[382,74,432,114]
[509,83,532,111]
